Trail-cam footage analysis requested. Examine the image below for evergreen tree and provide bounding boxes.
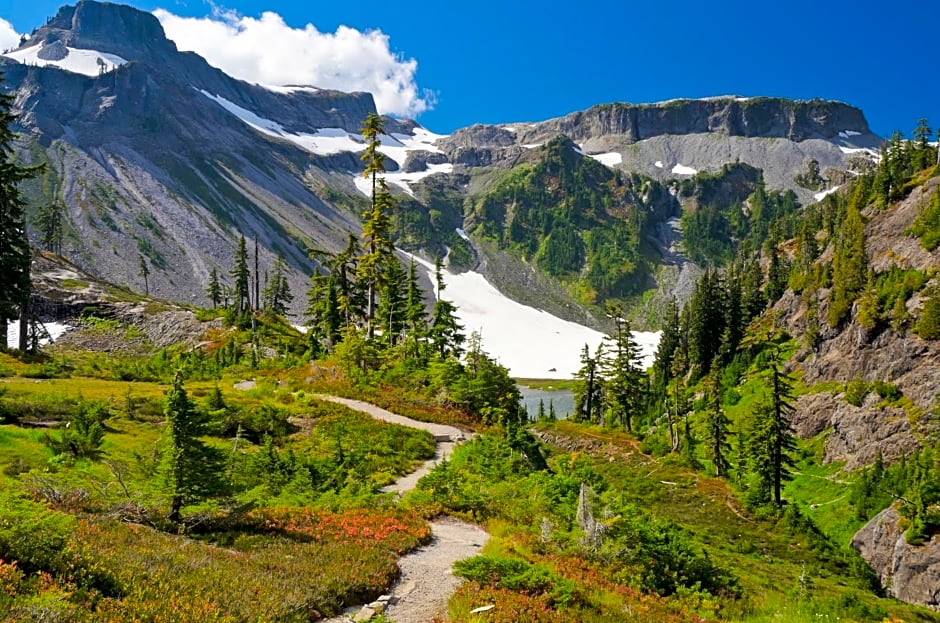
[602,305,644,431]
[828,202,867,327]
[206,267,222,308]
[376,258,408,347]
[652,298,681,391]
[429,256,464,359]
[160,371,221,522]
[704,369,731,478]
[231,235,251,315]
[138,253,150,295]
[0,73,38,349]
[305,270,342,354]
[688,269,726,377]
[334,234,364,330]
[37,199,64,254]
[262,255,293,316]
[916,285,940,339]
[358,113,396,338]
[765,239,789,303]
[911,118,934,171]
[403,258,428,362]
[744,322,797,506]
[574,343,604,423]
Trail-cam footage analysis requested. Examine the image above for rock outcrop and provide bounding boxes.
[852,507,940,609]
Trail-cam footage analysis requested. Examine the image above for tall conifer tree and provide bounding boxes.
[0,72,38,350]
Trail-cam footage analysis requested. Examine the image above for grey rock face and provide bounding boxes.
[517,98,875,144]
[402,150,448,173]
[791,393,918,469]
[36,40,69,61]
[852,507,940,609]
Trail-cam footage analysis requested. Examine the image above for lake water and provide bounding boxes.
[519,386,574,421]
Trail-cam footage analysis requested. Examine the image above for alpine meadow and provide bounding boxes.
[1,2,940,622]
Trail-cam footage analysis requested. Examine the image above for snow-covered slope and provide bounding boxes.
[198,90,452,195]
[3,44,126,76]
[409,253,660,379]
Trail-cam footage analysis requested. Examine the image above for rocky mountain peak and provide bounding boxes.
[26,1,177,62]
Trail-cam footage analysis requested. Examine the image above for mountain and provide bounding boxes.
[1,1,883,326]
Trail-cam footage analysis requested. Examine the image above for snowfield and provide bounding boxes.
[590,152,623,167]
[671,163,698,175]
[408,250,661,379]
[3,44,127,77]
[5,321,71,349]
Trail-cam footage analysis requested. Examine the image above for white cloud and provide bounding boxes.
[153,7,434,118]
[0,18,22,53]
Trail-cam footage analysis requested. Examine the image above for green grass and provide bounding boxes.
[515,378,578,391]
[525,421,937,623]
[59,278,90,290]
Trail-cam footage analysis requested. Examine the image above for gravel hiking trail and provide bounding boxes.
[315,395,488,623]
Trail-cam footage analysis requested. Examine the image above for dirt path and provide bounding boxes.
[315,395,487,623]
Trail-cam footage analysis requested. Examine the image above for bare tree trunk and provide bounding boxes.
[18,304,28,353]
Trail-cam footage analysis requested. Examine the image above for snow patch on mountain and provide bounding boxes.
[3,44,127,77]
[260,84,321,94]
[814,186,841,202]
[590,152,623,167]
[6,321,71,349]
[198,91,449,193]
[199,90,285,134]
[406,254,660,379]
[671,163,698,175]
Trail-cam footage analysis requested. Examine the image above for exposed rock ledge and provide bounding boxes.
[852,507,940,609]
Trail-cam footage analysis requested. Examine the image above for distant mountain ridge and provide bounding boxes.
[1,0,882,317]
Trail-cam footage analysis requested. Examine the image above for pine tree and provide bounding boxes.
[262,255,293,316]
[376,258,407,346]
[688,269,726,377]
[37,199,64,254]
[231,235,250,315]
[160,371,220,522]
[305,270,342,354]
[0,72,39,349]
[334,234,364,330]
[602,305,644,431]
[138,253,150,295]
[704,369,731,478]
[403,258,428,362]
[828,202,867,327]
[911,118,934,171]
[574,343,604,423]
[916,286,940,339]
[206,267,222,308]
[744,323,797,507]
[429,255,464,359]
[358,112,395,338]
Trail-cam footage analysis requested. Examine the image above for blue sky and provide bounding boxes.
[3,0,938,138]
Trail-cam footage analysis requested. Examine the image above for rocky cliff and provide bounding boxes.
[780,178,940,467]
[852,507,940,609]
[437,97,880,205]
